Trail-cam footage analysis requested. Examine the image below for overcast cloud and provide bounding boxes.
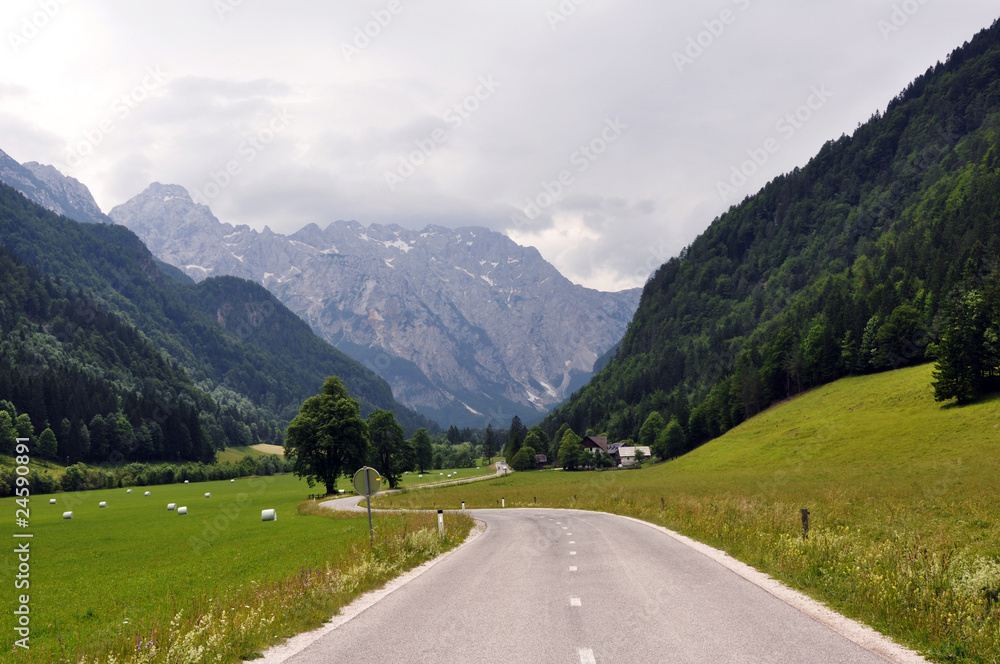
[2,1,997,291]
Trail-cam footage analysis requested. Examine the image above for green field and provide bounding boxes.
[392,463,497,489]
[214,446,278,463]
[375,364,1000,663]
[2,473,472,663]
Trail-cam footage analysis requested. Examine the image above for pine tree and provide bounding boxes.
[413,428,433,473]
[506,415,526,460]
[368,410,410,488]
[933,290,996,403]
[483,424,496,463]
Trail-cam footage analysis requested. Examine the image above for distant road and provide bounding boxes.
[267,506,923,664]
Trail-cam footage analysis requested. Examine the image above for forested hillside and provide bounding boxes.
[0,183,432,464]
[546,19,1000,448]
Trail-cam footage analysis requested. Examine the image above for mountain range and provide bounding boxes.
[0,154,433,465]
[108,186,641,427]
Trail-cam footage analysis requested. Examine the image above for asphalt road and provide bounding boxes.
[271,507,913,664]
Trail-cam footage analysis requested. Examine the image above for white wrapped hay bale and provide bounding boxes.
[167,503,176,511]
[99,502,107,508]
[63,512,73,519]
[144,491,151,496]
[177,506,188,515]
[261,509,277,521]
[49,498,56,504]
[204,493,211,498]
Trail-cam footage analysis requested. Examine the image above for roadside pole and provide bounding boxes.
[353,467,382,547]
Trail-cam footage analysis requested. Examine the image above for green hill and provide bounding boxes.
[546,17,1000,447]
[383,363,1000,661]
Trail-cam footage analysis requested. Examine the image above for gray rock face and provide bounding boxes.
[0,149,109,224]
[111,183,641,427]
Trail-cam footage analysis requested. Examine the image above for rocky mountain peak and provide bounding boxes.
[111,184,641,427]
[0,150,109,224]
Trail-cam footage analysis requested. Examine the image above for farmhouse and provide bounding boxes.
[580,435,608,454]
[614,446,651,467]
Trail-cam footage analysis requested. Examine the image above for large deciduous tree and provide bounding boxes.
[652,416,687,460]
[557,430,583,471]
[638,412,665,449]
[510,445,537,471]
[285,376,370,495]
[368,409,410,488]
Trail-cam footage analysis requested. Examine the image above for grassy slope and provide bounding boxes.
[377,364,1000,662]
[1,474,472,663]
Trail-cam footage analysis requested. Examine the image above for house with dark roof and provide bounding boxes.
[580,436,608,454]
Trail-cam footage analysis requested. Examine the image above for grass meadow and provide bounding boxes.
[2,473,473,663]
[374,364,1000,663]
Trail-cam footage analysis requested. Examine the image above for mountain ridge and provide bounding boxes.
[110,184,641,427]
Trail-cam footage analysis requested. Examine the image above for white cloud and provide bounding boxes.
[1,0,997,291]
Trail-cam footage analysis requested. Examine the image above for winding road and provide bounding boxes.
[255,494,927,664]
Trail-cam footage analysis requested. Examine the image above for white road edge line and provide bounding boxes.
[248,517,488,664]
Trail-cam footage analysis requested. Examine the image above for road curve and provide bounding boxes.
[264,506,924,664]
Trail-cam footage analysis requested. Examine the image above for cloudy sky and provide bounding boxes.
[2,1,997,291]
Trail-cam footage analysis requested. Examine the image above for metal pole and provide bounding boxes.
[365,469,374,546]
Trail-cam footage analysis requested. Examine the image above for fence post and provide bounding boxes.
[801,508,810,540]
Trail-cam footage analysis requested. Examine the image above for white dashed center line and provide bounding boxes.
[569,541,576,544]
[579,647,597,663]
[569,566,578,571]
[570,551,577,555]
[570,597,582,607]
